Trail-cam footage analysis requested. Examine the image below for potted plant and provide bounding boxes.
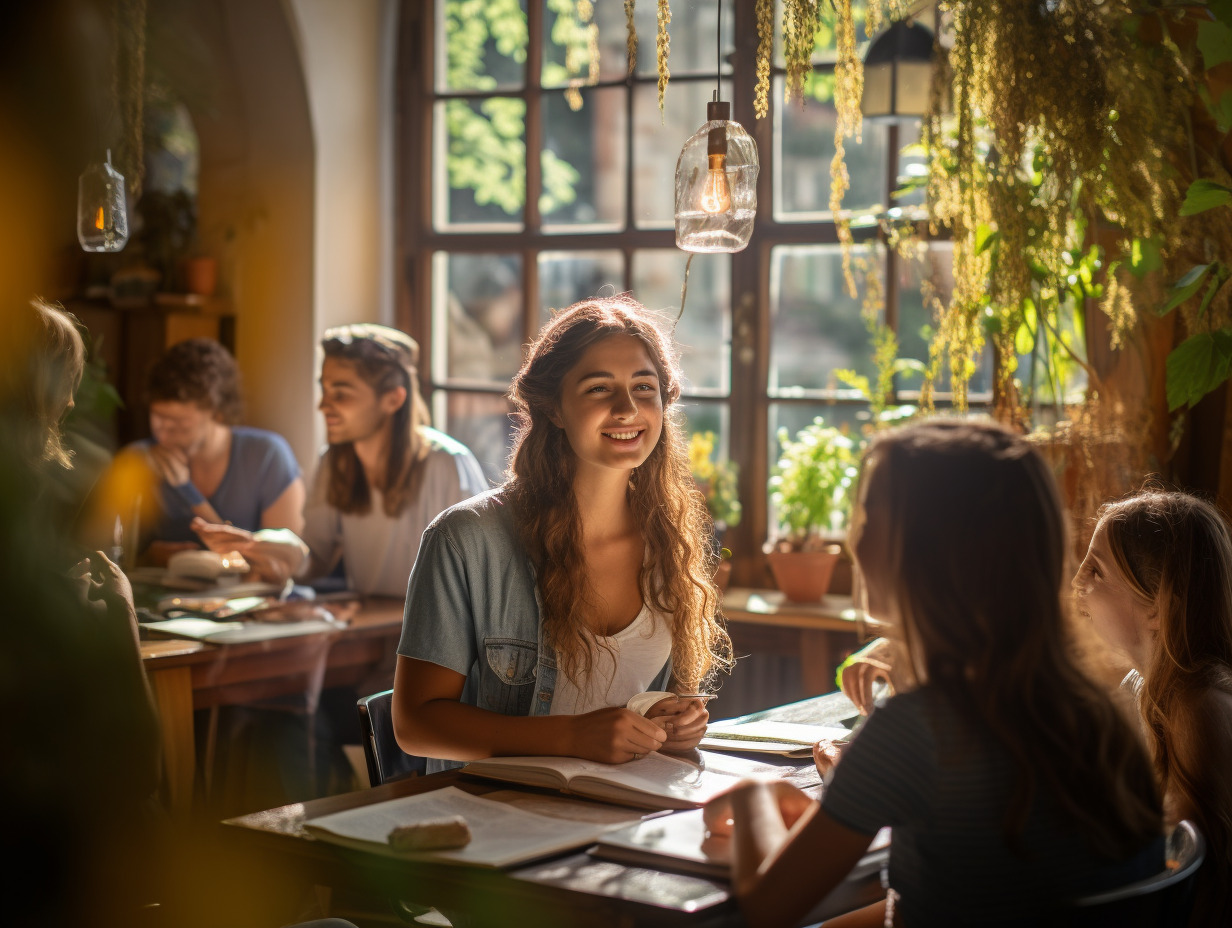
[688,430,741,592]
[765,417,861,603]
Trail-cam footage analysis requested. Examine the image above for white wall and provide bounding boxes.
[188,0,397,472]
[288,0,399,456]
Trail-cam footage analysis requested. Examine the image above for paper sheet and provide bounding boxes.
[303,786,614,869]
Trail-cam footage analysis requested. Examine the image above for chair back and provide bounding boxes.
[1058,820,1206,927]
[355,689,426,786]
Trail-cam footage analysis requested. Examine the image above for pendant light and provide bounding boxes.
[674,0,758,254]
[861,19,935,122]
[77,149,130,252]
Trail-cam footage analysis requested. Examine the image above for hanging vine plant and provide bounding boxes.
[619,2,1230,504]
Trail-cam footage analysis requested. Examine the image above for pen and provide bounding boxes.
[674,693,715,703]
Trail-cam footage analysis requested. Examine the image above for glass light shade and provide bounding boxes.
[675,101,758,254]
[861,20,935,121]
[77,150,129,252]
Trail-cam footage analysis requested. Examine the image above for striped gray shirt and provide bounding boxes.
[821,686,1161,926]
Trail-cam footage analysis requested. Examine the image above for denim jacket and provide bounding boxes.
[396,488,672,773]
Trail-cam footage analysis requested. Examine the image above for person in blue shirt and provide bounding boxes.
[89,337,305,566]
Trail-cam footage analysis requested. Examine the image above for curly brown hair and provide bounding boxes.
[145,338,243,423]
[505,295,731,692]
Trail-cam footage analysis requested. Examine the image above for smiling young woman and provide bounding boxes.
[391,295,732,770]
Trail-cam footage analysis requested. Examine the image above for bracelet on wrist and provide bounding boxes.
[171,481,207,507]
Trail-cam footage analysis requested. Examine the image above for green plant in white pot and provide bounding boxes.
[766,417,861,602]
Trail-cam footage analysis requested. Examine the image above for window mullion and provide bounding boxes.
[523,0,544,346]
[727,0,771,585]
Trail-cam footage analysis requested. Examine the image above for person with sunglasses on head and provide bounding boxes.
[195,324,487,596]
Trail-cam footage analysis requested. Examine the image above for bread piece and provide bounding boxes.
[387,815,471,851]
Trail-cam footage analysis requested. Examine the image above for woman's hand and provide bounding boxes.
[839,638,896,716]
[68,551,141,649]
[812,738,848,776]
[191,518,305,584]
[147,443,191,487]
[567,707,667,764]
[191,517,253,554]
[702,779,816,838]
[644,695,710,752]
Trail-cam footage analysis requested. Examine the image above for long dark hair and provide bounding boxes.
[859,420,1160,857]
[505,296,731,690]
[320,324,432,517]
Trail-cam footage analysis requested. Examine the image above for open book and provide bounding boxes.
[699,719,858,758]
[139,615,341,644]
[302,786,615,869]
[462,750,809,811]
[591,807,891,880]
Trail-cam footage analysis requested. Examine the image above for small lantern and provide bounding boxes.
[861,20,935,122]
[674,99,758,254]
[77,150,129,252]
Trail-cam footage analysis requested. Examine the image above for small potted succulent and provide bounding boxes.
[688,430,741,591]
[765,417,861,602]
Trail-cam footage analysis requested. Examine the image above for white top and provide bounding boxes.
[549,603,673,715]
[297,428,488,597]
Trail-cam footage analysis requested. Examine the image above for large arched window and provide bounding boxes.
[396,0,974,584]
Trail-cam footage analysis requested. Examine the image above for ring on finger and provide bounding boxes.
[632,753,643,760]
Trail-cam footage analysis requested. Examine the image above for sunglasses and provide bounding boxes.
[323,329,418,368]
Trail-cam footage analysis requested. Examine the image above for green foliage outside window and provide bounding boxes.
[443,0,587,216]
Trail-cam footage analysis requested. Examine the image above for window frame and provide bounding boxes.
[396,1,956,586]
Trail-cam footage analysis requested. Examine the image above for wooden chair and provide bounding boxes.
[355,688,426,786]
[352,689,445,926]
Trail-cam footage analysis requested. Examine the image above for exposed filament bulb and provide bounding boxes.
[701,153,732,214]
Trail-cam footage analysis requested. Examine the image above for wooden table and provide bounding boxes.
[721,587,870,696]
[141,596,405,817]
[221,691,883,928]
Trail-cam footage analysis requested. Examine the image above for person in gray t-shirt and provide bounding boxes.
[704,420,1163,928]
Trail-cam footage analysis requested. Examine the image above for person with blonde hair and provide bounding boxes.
[8,298,85,472]
[1074,487,1232,924]
[1,299,162,928]
[392,296,732,770]
[706,420,1163,928]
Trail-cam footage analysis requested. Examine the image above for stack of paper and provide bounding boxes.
[699,720,857,757]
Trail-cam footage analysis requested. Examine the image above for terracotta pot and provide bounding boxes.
[713,560,732,594]
[766,545,842,603]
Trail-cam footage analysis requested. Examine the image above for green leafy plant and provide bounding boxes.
[1161,177,1232,411]
[688,430,741,531]
[768,417,861,551]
